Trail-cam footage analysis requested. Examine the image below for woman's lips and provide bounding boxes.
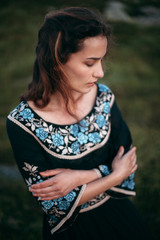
[87,81,97,86]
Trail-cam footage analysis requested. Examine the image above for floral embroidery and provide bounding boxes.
[20,108,34,120]
[96,115,106,128]
[79,119,89,132]
[49,215,58,223]
[99,165,110,176]
[58,201,70,210]
[81,202,89,209]
[23,162,38,177]
[64,191,76,202]
[36,128,48,140]
[121,173,135,190]
[88,132,101,143]
[98,84,109,92]
[77,132,88,144]
[70,124,79,137]
[42,200,54,210]
[52,133,64,146]
[22,162,82,230]
[80,192,109,211]
[71,141,80,154]
[9,84,113,157]
[103,102,110,114]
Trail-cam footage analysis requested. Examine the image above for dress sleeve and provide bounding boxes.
[6,117,86,234]
[96,100,136,198]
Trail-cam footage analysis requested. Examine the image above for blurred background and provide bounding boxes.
[0,0,160,239]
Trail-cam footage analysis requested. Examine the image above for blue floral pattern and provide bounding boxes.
[103,102,110,114]
[77,132,88,144]
[121,173,135,190]
[88,132,101,143]
[70,124,79,137]
[80,192,109,211]
[100,165,110,176]
[58,201,70,210]
[81,202,88,209]
[79,119,89,132]
[52,133,64,146]
[36,128,48,140]
[9,84,113,157]
[98,84,109,92]
[20,108,34,120]
[71,141,80,154]
[64,191,76,202]
[42,200,54,210]
[49,215,58,223]
[22,162,82,231]
[96,115,106,128]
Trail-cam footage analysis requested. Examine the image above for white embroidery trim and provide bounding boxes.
[110,187,136,196]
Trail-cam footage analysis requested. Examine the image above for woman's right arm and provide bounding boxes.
[6,117,86,234]
[78,146,137,206]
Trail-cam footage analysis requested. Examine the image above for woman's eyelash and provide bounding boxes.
[85,63,94,67]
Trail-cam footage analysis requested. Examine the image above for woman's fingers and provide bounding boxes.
[33,189,60,198]
[30,177,54,190]
[115,146,125,159]
[32,185,70,200]
[132,164,138,173]
[40,194,64,201]
[125,146,136,158]
[30,185,54,194]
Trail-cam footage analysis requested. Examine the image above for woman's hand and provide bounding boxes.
[29,168,98,201]
[111,146,138,185]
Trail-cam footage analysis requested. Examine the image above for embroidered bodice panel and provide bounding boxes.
[9,83,114,160]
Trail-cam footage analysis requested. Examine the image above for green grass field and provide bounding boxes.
[0,1,160,239]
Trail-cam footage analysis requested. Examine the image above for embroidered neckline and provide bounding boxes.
[24,83,100,127]
[9,84,115,159]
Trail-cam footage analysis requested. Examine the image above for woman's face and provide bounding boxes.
[62,35,107,95]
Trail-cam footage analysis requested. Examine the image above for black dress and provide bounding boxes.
[7,84,154,239]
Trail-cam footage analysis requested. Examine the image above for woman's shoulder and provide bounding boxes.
[97,83,115,108]
[7,100,36,133]
[7,100,33,121]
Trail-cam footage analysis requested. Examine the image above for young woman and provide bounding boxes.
[7,7,154,240]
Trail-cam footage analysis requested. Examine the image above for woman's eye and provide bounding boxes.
[85,63,94,67]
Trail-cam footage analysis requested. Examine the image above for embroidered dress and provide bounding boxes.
[7,84,153,240]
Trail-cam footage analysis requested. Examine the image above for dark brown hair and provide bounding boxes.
[21,7,111,118]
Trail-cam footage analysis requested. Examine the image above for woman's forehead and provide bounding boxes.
[78,36,107,58]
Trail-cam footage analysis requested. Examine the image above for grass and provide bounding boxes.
[0,177,42,240]
[0,1,160,239]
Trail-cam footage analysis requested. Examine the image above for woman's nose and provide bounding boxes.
[93,62,104,79]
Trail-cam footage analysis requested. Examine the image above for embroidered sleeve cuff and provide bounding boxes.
[97,164,136,198]
[106,172,136,198]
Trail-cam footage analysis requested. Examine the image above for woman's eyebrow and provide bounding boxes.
[85,57,101,60]
[86,53,107,60]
